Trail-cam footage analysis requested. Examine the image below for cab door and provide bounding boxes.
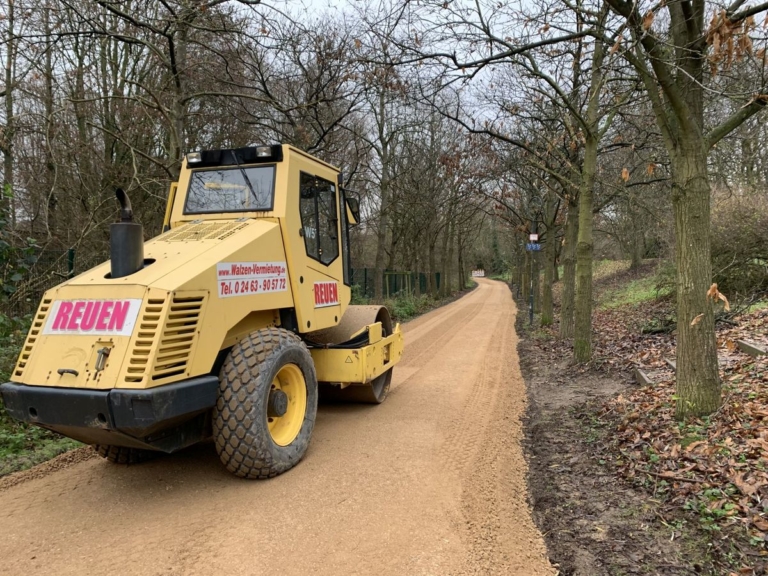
[281,153,349,333]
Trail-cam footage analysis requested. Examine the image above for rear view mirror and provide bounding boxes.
[346,197,360,225]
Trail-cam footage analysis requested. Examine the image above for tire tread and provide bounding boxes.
[213,327,317,479]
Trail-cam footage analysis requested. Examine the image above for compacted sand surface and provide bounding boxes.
[0,279,553,576]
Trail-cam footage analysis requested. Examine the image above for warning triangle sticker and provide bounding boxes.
[345,356,353,363]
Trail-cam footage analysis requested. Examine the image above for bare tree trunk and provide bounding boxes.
[444,215,455,296]
[628,196,643,270]
[373,92,390,300]
[573,36,606,363]
[541,190,556,325]
[672,146,720,417]
[414,252,421,297]
[742,134,756,188]
[514,261,523,291]
[541,231,555,326]
[438,216,450,297]
[167,9,195,176]
[427,239,437,297]
[2,0,14,219]
[573,133,597,362]
[457,229,466,290]
[560,198,578,338]
[521,249,531,304]
[532,251,541,313]
[43,2,57,240]
[631,233,643,270]
[98,22,116,188]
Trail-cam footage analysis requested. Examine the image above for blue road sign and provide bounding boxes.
[526,243,542,251]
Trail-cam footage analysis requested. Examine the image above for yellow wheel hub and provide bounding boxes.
[267,364,307,446]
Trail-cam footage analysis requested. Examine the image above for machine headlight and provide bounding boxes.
[255,146,273,158]
[186,152,202,163]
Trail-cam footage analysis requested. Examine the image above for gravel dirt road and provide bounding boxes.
[0,278,553,576]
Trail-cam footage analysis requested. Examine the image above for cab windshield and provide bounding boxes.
[184,166,275,214]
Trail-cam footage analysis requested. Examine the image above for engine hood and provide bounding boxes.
[69,219,279,291]
[13,219,295,390]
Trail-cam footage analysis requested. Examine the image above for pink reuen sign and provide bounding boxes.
[43,299,143,336]
[314,282,339,308]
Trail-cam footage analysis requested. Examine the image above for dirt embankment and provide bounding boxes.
[521,328,718,575]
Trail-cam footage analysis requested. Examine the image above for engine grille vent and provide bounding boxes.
[124,297,168,384]
[151,294,205,382]
[161,221,249,242]
[14,299,52,379]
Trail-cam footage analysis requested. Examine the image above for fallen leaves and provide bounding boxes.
[753,516,768,531]
[621,167,630,182]
[594,306,768,560]
[532,274,768,565]
[731,472,759,496]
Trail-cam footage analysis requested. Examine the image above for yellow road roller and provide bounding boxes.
[0,145,403,478]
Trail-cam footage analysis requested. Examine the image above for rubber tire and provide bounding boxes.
[95,445,158,464]
[212,327,318,479]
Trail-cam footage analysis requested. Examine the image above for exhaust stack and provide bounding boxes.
[110,188,144,278]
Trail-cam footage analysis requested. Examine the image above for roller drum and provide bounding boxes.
[312,305,395,404]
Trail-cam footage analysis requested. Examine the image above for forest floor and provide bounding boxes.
[520,260,768,575]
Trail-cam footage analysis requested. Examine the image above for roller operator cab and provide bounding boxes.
[0,144,404,478]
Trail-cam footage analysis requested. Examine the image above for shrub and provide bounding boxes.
[710,191,768,298]
[350,284,370,305]
[383,294,435,322]
[0,314,29,382]
[0,185,39,302]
